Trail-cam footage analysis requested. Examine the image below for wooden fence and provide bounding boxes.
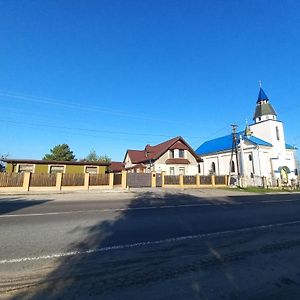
[89,174,109,186]
[62,174,85,186]
[0,173,24,187]
[30,174,56,187]
[0,172,228,191]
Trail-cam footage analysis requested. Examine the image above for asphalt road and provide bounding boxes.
[1,189,300,299]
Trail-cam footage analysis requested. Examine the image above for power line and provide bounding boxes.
[0,90,196,125]
[0,118,205,140]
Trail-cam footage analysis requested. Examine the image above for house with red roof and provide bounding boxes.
[123,136,202,175]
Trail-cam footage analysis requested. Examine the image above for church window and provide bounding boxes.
[198,164,201,173]
[276,127,280,140]
[210,162,216,175]
[230,161,235,172]
[249,154,252,161]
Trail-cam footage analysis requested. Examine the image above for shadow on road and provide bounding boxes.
[11,191,300,299]
[0,197,51,215]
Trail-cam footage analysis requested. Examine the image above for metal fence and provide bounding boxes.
[200,176,212,185]
[215,176,226,185]
[183,175,196,185]
[113,173,122,185]
[127,173,152,187]
[164,175,180,185]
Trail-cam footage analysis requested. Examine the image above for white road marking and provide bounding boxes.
[1,219,300,264]
[0,198,299,218]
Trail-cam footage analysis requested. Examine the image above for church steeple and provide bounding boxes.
[257,87,269,103]
[253,87,277,122]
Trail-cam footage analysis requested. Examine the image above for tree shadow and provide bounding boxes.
[0,197,51,215]
[10,191,300,299]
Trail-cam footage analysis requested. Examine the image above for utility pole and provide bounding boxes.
[228,124,240,186]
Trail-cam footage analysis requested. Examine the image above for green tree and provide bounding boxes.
[43,144,76,161]
[84,150,111,163]
[85,150,99,161]
[98,154,111,163]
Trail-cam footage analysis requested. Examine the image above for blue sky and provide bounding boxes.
[1,0,300,161]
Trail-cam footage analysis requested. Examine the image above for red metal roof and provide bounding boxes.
[125,136,201,164]
[109,161,124,172]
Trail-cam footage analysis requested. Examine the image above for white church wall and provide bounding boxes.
[250,120,286,155]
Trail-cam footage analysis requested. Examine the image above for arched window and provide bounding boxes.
[230,161,235,172]
[210,162,216,175]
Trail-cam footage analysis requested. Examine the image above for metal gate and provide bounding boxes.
[127,173,152,188]
[113,173,122,185]
[156,173,162,187]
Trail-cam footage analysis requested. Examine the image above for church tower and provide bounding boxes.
[249,87,287,166]
[253,88,277,123]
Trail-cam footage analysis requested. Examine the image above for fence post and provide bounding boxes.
[109,173,114,189]
[84,173,90,190]
[56,173,62,190]
[225,175,229,186]
[179,174,184,188]
[196,175,200,187]
[151,172,156,188]
[23,172,31,191]
[121,170,127,189]
[211,175,215,187]
[161,171,165,188]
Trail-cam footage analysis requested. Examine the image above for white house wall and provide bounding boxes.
[154,150,199,175]
[124,153,134,168]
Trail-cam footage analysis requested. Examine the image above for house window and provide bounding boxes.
[85,166,98,174]
[170,167,175,175]
[49,165,65,174]
[18,164,34,173]
[276,126,280,140]
[230,161,235,173]
[179,167,185,175]
[179,149,185,158]
[170,150,174,159]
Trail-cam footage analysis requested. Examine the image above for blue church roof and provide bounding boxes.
[195,132,272,155]
[285,143,297,150]
[257,88,269,103]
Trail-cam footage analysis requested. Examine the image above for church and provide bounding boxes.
[195,88,298,187]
